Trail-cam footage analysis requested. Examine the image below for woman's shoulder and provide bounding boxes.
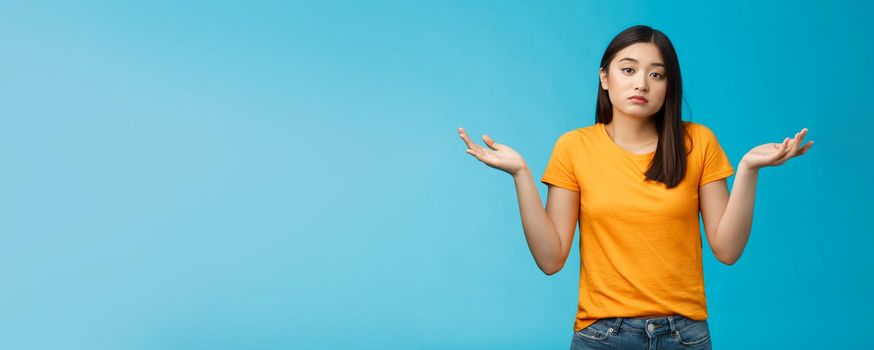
[683,120,703,131]
[550,125,599,151]
[557,123,600,139]
[683,121,719,140]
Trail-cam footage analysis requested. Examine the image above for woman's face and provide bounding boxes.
[599,42,667,119]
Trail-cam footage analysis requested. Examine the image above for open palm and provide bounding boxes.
[742,128,814,169]
[458,127,526,175]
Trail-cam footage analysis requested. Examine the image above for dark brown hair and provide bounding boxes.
[596,25,689,189]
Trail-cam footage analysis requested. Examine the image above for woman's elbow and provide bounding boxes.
[540,262,565,276]
[717,254,740,266]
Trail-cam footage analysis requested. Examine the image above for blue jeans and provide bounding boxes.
[570,315,712,350]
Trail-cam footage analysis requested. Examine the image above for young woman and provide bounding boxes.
[457,25,812,350]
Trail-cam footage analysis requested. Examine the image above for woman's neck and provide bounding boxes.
[604,113,659,150]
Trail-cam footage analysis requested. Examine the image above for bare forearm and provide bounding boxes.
[512,166,562,274]
[714,161,759,264]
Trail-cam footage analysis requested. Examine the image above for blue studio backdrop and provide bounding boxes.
[1,1,871,349]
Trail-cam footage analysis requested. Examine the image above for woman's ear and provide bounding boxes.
[599,68,608,90]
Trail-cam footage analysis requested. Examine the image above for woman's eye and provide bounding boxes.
[622,68,634,74]
[651,72,663,79]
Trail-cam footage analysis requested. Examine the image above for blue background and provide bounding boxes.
[2,1,871,349]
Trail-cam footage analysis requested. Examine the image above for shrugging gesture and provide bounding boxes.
[458,127,527,176]
[741,128,814,170]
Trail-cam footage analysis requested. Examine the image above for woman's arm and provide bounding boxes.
[700,128,813,265]
[458,127,579,275]
[512,167,579,275]
[700,166,756,265]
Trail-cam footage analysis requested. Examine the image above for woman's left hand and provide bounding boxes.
[741,128,814,170]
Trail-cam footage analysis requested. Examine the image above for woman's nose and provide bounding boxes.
[635,78,648,91]
[635,78,649,91]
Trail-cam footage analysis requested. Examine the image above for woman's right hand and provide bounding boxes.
[458,127,527,176]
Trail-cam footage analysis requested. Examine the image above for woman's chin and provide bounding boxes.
[617,109,657,119]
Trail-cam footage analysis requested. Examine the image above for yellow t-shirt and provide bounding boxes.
[540,121,735,332]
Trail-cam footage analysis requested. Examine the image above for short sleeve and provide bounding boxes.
[540,132,580,191]
[698,124,735,186]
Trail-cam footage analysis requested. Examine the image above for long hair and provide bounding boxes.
[596,25,688,189]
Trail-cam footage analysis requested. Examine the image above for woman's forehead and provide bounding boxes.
[613,43,664,66]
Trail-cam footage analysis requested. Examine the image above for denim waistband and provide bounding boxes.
[596,315,703,336]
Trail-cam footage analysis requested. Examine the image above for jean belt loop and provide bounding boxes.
[667,315,678,335]
[609,317,623,334]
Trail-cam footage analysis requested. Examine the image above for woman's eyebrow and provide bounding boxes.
[618,57,665,67]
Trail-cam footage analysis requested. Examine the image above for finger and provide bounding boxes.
[798,140,814,155]
[789,131,803,155]
[797,128,808,146]
[783,137,801,160]
[783,134,796,155]
[466,146,489,159]
[780,130,806,162]
[458,127,479,149]
[460,129,495,156]
[458,127,473,146]
[466,142,485,157]
[789,129,809,156]
[775,138,791,162]
[483,134,500,150]
[796,128,813,156]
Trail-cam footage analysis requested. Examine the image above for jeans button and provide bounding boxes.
[647,324,654,332]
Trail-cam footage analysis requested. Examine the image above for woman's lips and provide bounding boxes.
[629,96,648,104]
